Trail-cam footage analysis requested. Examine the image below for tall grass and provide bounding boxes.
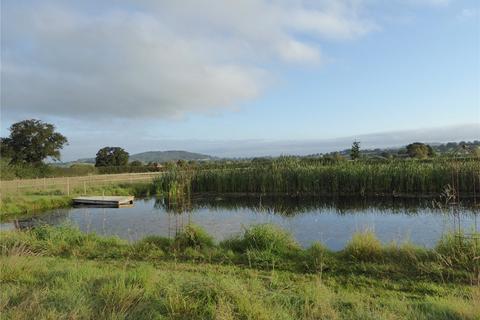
[2,255,478,319]
[153,159,480,197]
[1,224,479,319]
[2,224,478,283]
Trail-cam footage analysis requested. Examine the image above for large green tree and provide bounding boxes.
[95,147,129,167]
[1,119,68,164]
[406,142,435,159]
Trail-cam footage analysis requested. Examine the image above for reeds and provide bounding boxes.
[152,159,480,197]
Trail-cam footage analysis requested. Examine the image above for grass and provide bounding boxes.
[0,158,160,180]
[1,224,478,282]
[343,231,383,261]
[153,159,480,198]
[1,256,479,320]
[0,182,153,221]
[0,194,72,221]
[1,224,479,319]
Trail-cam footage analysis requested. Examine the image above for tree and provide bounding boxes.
[0,137,13,159]
[350,141,360,160]
[129,160,143,167]
[406,142,434,159]
[95,147,129,167]
[1,119,68,164]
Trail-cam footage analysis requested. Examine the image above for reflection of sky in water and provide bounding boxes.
[3,197,479,251]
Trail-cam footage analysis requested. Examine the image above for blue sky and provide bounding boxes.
[1,0,479,160]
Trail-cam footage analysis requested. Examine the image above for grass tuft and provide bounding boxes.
[173,224,215,250]
[343,231,383,262]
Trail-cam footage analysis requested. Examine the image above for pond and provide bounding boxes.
[2,195,479,250]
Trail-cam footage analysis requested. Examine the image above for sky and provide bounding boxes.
[1,0,479,160]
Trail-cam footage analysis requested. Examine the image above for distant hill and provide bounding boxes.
[129,150,216,163]
[71,150,216,164]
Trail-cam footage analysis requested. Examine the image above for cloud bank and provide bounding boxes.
[62,123,479,161]
[2,0,377,119]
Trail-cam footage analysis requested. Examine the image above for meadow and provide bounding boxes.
[1,158,479,319]
[1,224,479,319]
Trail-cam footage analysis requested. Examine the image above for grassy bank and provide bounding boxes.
[2,256,478,319]
[0,182,153,221]
[0,195,72,220]
[1,224,479,319]
[153,159,480,197]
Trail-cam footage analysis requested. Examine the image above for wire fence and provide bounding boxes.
[0,172,165,197]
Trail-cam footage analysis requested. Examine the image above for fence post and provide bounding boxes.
[67,178,70,196]
[83,181,87,195]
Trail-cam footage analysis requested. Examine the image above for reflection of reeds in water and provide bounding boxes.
[155,194,479,217]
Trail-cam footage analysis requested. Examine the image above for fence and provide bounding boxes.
[0,172,164,197]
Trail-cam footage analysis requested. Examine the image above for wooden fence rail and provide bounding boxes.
[0,172,165,196]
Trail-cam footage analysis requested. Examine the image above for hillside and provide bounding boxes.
[71,150,216,164]
[130,150,215,163]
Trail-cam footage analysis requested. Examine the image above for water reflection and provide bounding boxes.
[2,195,479,250]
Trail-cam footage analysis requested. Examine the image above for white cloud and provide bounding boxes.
[2,0,374,119]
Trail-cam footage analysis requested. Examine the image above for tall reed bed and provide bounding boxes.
[153,159,480,197]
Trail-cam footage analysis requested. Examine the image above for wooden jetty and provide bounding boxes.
[73,196,134,207]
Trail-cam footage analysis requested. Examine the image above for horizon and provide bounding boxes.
[1,0,479,161]
[60,123,480,161]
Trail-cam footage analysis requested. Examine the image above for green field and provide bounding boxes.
[1,224,479,319]
[1,160,479,319]
[0,182,153,221]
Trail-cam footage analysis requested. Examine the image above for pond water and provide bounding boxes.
[2,195,479,250]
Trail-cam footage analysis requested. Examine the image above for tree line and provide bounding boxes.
[0,119,132,168]
[1,119,478,174]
